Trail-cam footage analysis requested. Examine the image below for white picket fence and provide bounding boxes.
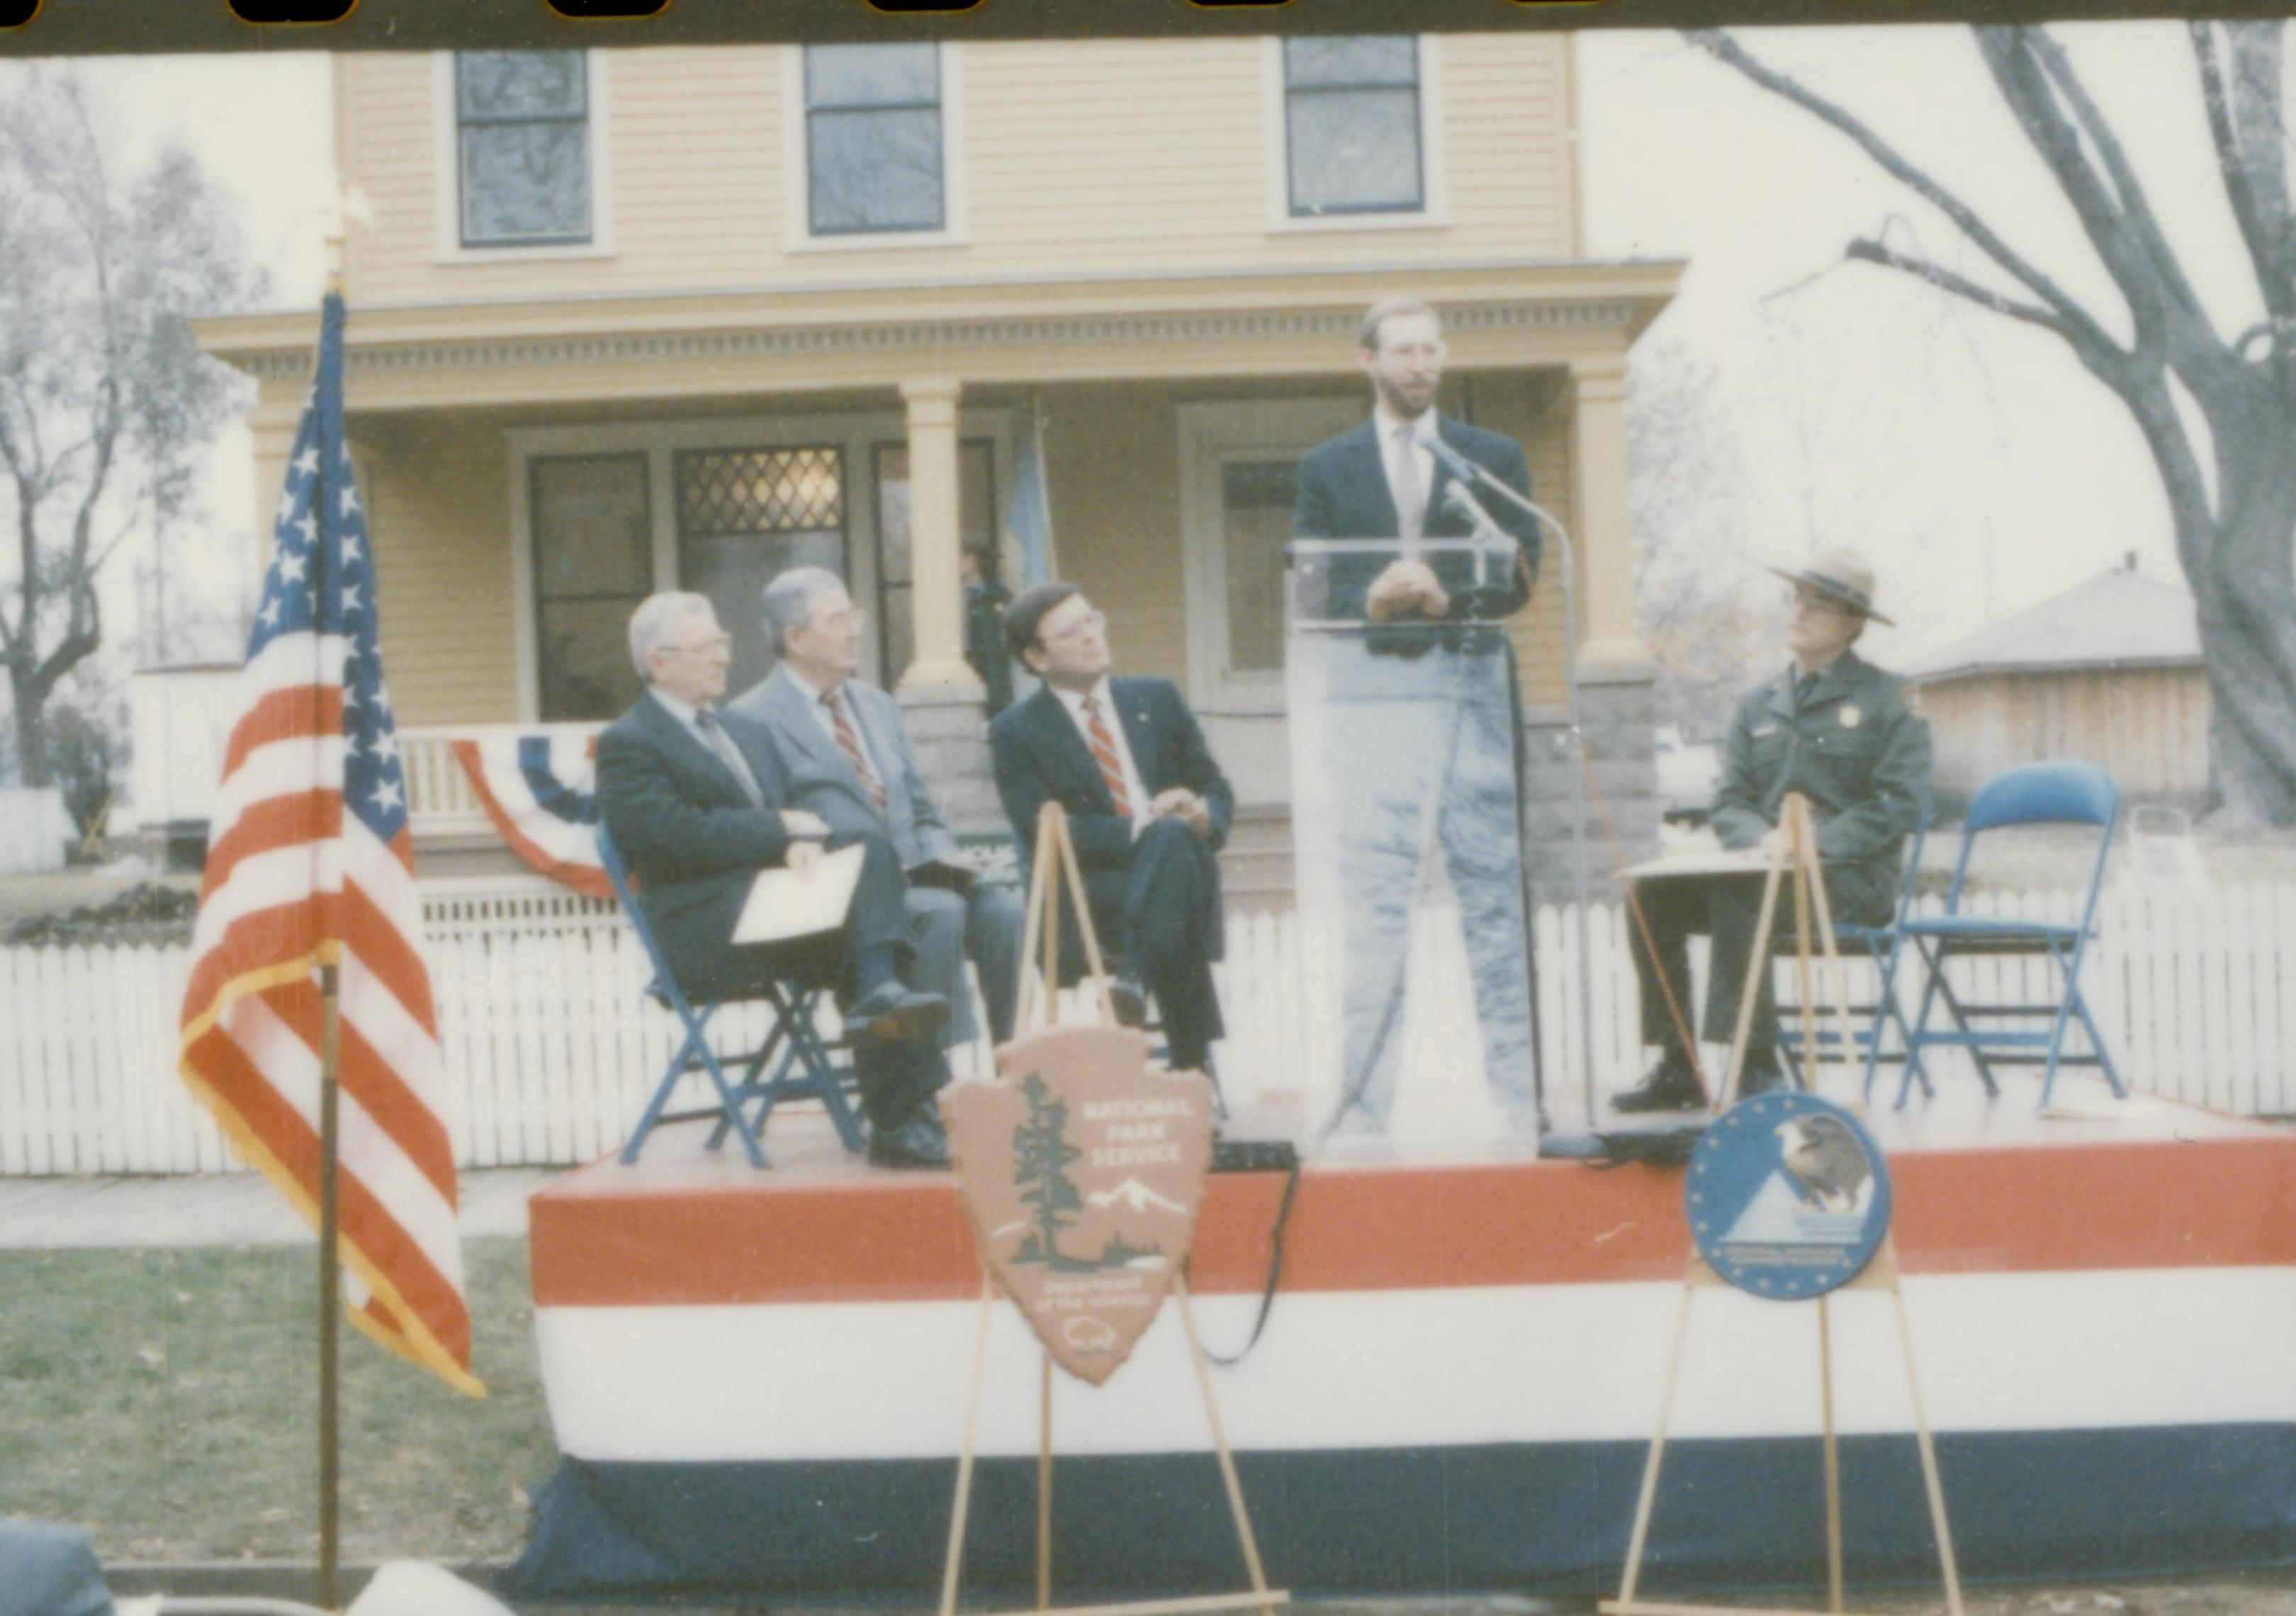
[3,877,2291,1177]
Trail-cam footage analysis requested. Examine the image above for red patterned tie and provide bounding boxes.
[1082,694,1132,816]
[823,687,889,814]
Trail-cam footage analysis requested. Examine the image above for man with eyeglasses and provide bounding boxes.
[989,583,1233,1078]
[1611,550,1932,1112]
[728,565,1024,1059]
[597,590,957,1169]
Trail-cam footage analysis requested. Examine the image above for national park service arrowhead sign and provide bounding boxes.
[942,1024,1217,1386]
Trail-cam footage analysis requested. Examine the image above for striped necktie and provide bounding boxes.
[823,687,889,814]
[1081,694,1132,816]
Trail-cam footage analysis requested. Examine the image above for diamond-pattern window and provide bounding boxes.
[676,447,845,537]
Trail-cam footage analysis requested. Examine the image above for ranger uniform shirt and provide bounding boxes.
[1709,648,1932,921]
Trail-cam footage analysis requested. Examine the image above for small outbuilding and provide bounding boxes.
[1903,559,2207,814]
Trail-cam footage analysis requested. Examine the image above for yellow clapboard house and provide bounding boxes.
[195,35,1679,891]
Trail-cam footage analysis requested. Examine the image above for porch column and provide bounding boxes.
[897,376,981,692]
[250,405,303,568]
[1568,355,1648,666]
[893,376,1001,836]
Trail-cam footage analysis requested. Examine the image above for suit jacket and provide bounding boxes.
[595,692,797,987]
[989,677,1234,872]
[726,663,957,870]
[1291,415,1538,622]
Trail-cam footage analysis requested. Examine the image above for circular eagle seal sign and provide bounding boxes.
[1686,1092,1891,1299]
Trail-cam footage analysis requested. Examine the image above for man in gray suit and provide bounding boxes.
[729,566,1023,1050]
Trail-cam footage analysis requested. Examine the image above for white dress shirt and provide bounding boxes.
[1052,677,1148,827]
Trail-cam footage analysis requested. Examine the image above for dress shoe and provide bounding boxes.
[867,1109,950,1171]
[848,982,951,1043]
[1610,1054,1706,1113]
[1105,971,1149,1030]
[1735,1059,1789,1099]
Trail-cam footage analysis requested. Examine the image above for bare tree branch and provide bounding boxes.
[1684,28,2123,359]
[1845,237,2078,339]
[2192,22,2296,332]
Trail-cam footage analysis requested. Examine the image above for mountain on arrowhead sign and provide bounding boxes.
[943,1023,1217,1386]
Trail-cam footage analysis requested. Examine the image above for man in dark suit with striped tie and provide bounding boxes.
[987,583,1233,1075]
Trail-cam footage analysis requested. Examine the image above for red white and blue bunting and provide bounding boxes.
[451,732,611,900]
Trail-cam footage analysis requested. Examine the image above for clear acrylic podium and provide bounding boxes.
[1285,539,1541,1156]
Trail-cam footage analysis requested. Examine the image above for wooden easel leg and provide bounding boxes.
[1614,1279,1698,1610]
[1816,1295,1843,1615]
[1792,814,1861,1101]
[1891,1261,1966,1616]
[1039,1352,1056,1611]
[941,1278,1001,1616]
[1173,1278,1278,1616]
[1721,856,1789,1112]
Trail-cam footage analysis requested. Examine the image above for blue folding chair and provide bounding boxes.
[1774,806,1930,1104]
[1897,762,2126,1109]
[597,825,867,1167]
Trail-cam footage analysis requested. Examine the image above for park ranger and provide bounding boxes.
[1611,549,1933,1112]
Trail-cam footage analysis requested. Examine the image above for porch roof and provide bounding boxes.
[193,258,1682,414]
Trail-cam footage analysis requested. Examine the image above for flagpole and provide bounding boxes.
[315,194,348,1607]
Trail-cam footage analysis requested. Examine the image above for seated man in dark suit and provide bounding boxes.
[988,583,1232,1075]
[595,590,954,1169]
[727,564,1023,1053]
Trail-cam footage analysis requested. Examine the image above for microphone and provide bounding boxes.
[1442,479,1502,536]
[1427,435,1482,487]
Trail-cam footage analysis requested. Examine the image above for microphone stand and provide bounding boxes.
[1435,447,1598,1143]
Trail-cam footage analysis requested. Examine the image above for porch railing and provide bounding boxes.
[398,722,605,841]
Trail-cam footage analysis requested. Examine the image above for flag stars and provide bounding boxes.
[370,778,404,814]
[278,554,308,585]
[294,515,317,546]
[339,486,361,517]
[257,598,281,628]
[293,447,320,477]
[342,533,364,562]
[341,583,363,614]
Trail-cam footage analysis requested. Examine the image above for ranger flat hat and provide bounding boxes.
[1768,548,1893,627]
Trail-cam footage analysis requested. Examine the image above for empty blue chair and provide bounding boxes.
[597,824,867,1167]
[1774,805,1931,1104]
[1897,762,2125,1109]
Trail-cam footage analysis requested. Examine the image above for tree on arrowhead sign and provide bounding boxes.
[944,1023,1216,1386]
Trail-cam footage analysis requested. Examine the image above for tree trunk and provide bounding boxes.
[2190,422,2296,824]
[8,665,55,789]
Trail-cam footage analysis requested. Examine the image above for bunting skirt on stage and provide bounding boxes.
[508,1091,2296,1598]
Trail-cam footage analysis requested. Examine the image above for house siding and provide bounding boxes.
[341,35,1578,309]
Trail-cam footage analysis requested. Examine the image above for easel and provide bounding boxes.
[937,803,1288,1616]
[1600,795,1964,1616]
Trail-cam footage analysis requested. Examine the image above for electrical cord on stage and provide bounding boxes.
[1191,1155,1302,1367]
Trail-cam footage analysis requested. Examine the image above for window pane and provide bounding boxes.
[1221,460,1298,675]
[806,43,939,109]
[677,447,848,695]
[809,107,944,235]
[1283,36,1416,89]
[1288,88,1421,215]
[531,454,650,599]
[458,51,585,120]
[462,121,590,245]
[539,598,644,722]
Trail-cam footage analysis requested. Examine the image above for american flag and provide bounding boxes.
[178,291,480,1397]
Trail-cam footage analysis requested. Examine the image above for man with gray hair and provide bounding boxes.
[731,566,1023,1050]
[596,590,956,1169]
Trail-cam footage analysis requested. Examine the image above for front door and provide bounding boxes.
[1178,397,1363,805]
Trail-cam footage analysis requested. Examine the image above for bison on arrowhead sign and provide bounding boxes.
[942,1024,1217,1386]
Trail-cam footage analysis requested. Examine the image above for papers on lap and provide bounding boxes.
[1622,849,1774,880]
[733,843,864,945]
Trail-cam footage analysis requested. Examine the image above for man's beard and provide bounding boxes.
[1376,374,1434,419]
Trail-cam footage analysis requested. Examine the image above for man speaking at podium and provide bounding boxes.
[1292,296,1543,1138]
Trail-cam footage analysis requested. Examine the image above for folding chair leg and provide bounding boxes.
[1929,955,2000,1100]
[1897,940,1949,1111]
[792,1012,870,1152]
[2073,991,2125,1099]
[709,1019,793,1152]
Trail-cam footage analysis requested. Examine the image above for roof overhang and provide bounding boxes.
[194,259,1684,415]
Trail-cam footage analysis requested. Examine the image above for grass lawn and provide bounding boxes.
[0,1238,555,1565]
